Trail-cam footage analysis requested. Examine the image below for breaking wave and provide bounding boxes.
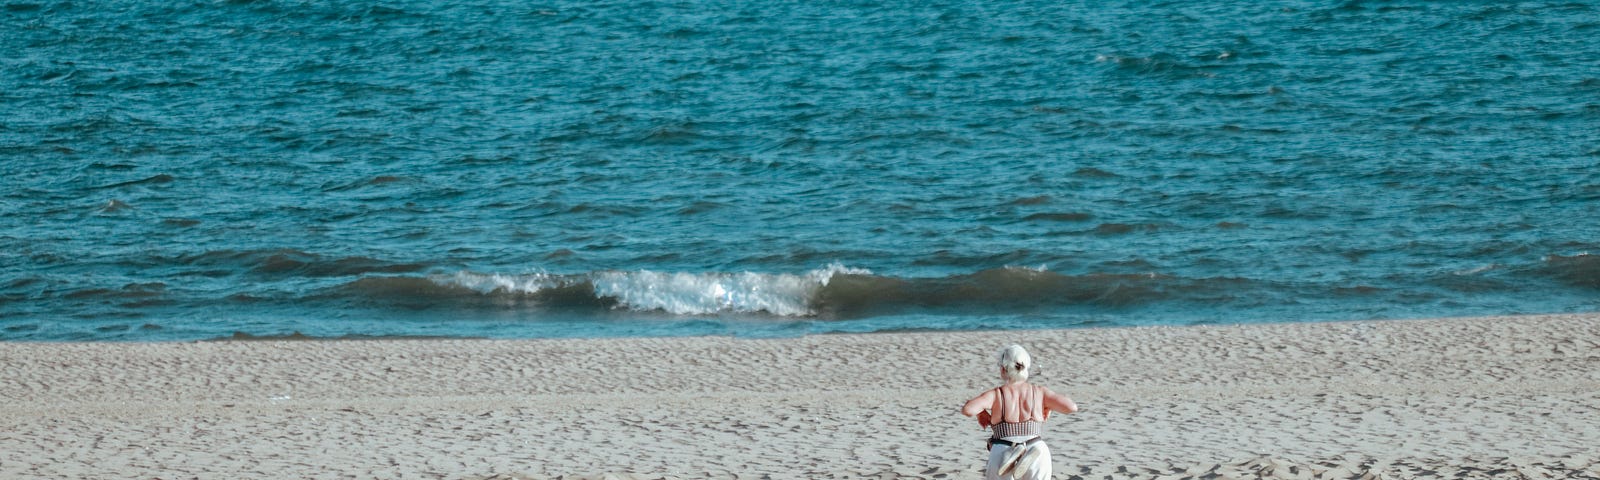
[335,264,1200,319]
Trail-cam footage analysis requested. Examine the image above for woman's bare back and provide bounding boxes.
[992,382,1048,423]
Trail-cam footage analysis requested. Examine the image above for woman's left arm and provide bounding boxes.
[960,389,995,418]
[960,389,996,429]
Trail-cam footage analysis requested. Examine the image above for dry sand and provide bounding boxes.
[3,313,1598,479]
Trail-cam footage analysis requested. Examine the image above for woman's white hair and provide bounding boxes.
[997,344,1031,383]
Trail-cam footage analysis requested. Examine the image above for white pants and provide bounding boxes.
[984,436,1052,480]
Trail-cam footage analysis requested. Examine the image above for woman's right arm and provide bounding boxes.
[1042,387,1078,414]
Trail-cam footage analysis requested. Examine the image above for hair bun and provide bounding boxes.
[997,344,1032,382]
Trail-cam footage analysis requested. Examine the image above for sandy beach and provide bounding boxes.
[2,313,1597,479]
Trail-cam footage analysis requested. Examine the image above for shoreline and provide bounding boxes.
[4,313,1598,478]
[14,310,1580,344]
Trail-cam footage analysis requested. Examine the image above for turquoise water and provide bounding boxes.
[3,0,1597,340]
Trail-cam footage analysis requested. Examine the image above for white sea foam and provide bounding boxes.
[433,264,871,316]
[437,271,564,294]
[592,264,869,316]
[1454,264,1499,276]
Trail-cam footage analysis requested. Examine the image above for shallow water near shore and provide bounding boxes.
[2,0,1598,340]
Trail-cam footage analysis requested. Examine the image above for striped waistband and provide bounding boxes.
[991,421,1042,439]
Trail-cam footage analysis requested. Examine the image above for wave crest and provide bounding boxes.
[379,265,1180,318]
[430,264,871,316]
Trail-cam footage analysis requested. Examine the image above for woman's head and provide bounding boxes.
[997,344,1031,383]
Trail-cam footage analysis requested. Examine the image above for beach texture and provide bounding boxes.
[3,314,1598,479]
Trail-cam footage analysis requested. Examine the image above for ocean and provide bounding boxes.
[2,0,1597,341]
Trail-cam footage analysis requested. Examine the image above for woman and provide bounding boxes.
[960,344,1078,480]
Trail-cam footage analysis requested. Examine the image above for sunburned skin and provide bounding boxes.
[961,373,1078,428]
